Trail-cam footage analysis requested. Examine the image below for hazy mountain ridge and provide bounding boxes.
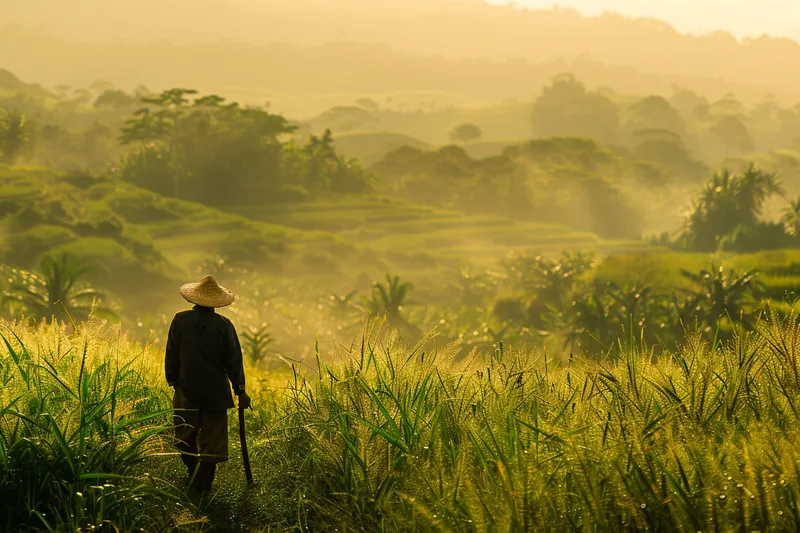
[2,0,800,98]
[1,29,794,119]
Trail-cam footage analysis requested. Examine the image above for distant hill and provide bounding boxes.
[0,34,790,120]
[0,68,50,98]
[0,69,28,92]
[330,131,523,165]
[332,132,432,167]
[2,1,800,103]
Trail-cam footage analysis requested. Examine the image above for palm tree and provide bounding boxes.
[7,253,114,324]
[503,251,595,329]
[682,165,784,251]
[366,274,420,335]
[328,290,360,319]
[781,196,800,237]
[679,262,762,334]
[0,109,33,164]
[735,165,784,226]
[448,265,495,307]
[547,281,660,352]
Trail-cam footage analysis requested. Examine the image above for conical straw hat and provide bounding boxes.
[180,275,235,308]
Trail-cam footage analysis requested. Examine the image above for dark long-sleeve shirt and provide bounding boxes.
[165,305,245,410]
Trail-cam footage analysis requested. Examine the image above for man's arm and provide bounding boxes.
[224,320,246,396]
[165,317,180,388]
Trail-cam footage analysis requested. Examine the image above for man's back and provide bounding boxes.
[165,305,245,410]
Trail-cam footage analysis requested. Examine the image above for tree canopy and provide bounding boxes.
[450,123,482,145]
[531,74,621,143]
[680,165,786,251]
[116,89,373,206]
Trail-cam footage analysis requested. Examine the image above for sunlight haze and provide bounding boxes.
[5,0,800,530]
[497,0,800,40]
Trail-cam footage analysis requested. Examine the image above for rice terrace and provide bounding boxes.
[4,0,800,531]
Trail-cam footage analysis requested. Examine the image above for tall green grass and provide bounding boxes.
[0,317,177,532]
[4,313,800,531]
[270,316,800,531]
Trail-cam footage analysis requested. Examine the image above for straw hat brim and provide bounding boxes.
[180,280,235,308]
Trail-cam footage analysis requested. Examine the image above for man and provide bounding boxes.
[165,274,252,493]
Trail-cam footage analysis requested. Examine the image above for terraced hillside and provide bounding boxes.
[0,163,650,283]
[0,165,357,309]
[228,195,654,270]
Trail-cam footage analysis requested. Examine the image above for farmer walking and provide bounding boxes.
[165,275,252,493]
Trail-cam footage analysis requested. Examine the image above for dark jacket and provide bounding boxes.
[165,305,245,410]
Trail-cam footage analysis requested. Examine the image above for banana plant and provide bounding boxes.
[6,253,116,324]
[241,323,275,365]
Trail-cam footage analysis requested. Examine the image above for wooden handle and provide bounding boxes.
[238,407,253,484]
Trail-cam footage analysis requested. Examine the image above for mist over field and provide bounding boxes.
[3,0,800,109]
[3,1,800,531]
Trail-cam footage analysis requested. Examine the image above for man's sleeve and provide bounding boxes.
[224,320,246,395]
[165,317,180,387]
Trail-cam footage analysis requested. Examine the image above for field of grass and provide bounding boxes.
[4,309,800,531]
[595,249,800,300]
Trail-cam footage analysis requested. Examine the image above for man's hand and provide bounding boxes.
[238,391,252,410]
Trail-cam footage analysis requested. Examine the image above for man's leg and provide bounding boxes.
[192,462,217,492]
[173,389,200,476]
[194,409,229,492]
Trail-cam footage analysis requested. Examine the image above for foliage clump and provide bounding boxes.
[116,89,373,206]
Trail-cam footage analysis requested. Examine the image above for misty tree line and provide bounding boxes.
[372,139,641,239]
[4,72,800,250]
[0,82,372,205]
[115,88,372,205]
[530,73,800,163]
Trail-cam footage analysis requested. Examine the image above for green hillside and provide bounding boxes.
[0,164,360,311]
[0,163,653,315]
[228,195,653,270]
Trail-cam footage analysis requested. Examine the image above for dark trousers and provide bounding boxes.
[172,388,229,491]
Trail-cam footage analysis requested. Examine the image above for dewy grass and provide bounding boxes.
[4,312,800,531]
[0,317,178,532]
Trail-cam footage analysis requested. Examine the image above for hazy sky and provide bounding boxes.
[493,0,800,40]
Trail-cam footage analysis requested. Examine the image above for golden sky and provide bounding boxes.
[494,0,800,40]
